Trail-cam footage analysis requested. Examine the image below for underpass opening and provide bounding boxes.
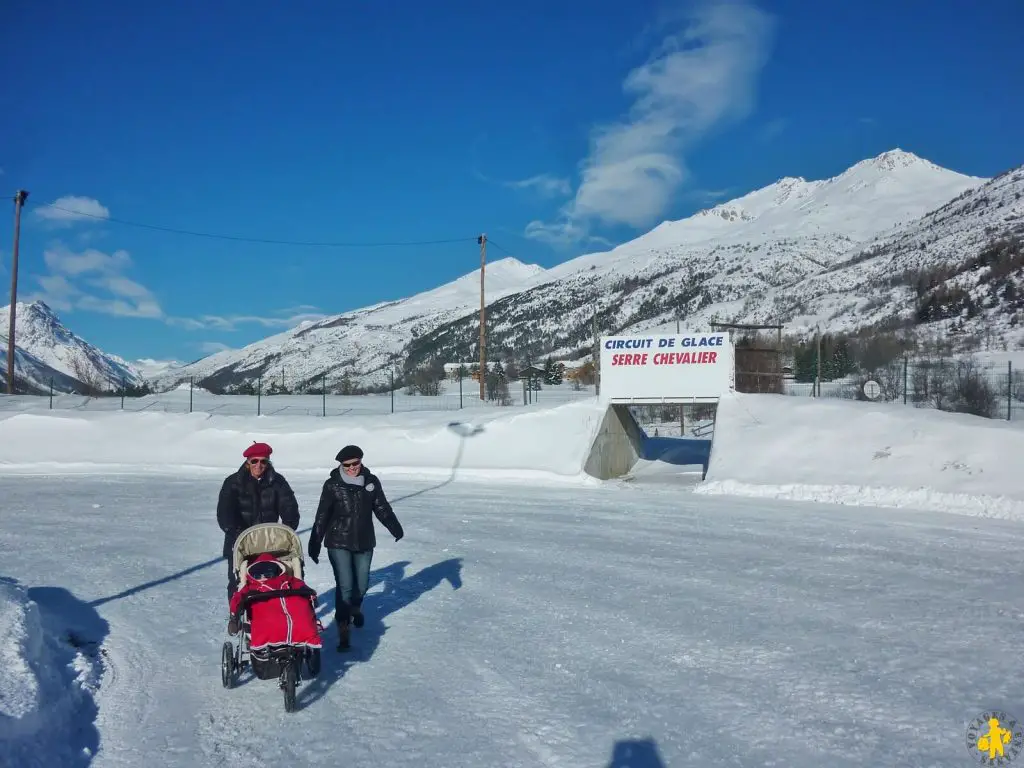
[584,332,734,482]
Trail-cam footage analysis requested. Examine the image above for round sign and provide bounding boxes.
[966,710,1023,764]
[862,380,881,400]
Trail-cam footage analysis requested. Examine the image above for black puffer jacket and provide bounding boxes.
[309,465,403,555]
[216,462,300,557]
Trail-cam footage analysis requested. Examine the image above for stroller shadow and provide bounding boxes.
[607,738,666,767]
[298,557,463,709]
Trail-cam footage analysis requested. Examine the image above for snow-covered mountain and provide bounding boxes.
[149,256,547,392]
[715,162,1024,341]
[0,301,146,394]
[150,148,1017,393]
[133,358,186,381]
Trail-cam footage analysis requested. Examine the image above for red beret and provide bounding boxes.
[243,442,273,459]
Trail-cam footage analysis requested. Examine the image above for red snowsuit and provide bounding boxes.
[229,553,322,650]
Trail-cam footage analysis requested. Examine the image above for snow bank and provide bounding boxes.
[0,400,608,483]
[699,392,1024,519]
[0,578,106,767]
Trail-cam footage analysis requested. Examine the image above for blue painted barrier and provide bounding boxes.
[640,436,713,479]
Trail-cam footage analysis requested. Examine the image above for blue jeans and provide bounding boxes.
[328,548,373,623]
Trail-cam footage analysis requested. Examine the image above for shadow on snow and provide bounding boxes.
[297,557,463,709]
[607,737,667,767]
[0,575,109,767]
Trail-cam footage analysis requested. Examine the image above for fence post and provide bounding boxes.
[902,356,908,405]
[121,376,125,409]
[459,367,463,409]
[390,370,394,414]
[189,376,194,414]
[49,378,53,409]
[257,376,262,416]
[322,372,326,417]
[1009,361,1013,422]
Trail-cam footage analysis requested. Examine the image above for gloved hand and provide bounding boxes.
[392,522,404,542]
[307,542,320,564]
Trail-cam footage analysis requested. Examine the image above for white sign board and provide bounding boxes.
[599,332,734,402]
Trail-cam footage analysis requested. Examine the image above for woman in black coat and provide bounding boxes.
[308,444,404,650]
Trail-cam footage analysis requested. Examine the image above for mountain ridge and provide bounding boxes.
[0,301,147,394]
[148,147,1015,392]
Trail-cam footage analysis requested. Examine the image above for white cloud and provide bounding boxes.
[504,174,572,198]
[167,308,327,332]
[688,187,736,205]
[33,196,111,227]
[758,117,787,142]
[25,245,163,318]
[199,341,233,355]
[525,0,774,245]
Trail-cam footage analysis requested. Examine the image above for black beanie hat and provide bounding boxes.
[336,445,364,463]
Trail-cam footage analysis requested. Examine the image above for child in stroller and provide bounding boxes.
[221,523,322,711]
[229,553,323,649]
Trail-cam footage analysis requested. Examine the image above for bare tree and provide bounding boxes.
[70,356,109,397]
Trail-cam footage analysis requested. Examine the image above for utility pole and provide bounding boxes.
[478,233,487,400]
[592,307,600,397]
[815,326,822,398]
[7,190,29,395]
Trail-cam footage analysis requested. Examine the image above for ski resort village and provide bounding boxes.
[2,2,1023,766]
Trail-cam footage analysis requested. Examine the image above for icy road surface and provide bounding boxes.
[3,473,1023,767]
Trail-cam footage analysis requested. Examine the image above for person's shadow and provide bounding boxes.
[298,557,463,708]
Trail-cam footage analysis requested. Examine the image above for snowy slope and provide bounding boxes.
[706,163,1024,342]
[149,257,546,392]
[149,149,997,392]
[132,358,184,380]
[0,301,146,393]
[0,343,85,396]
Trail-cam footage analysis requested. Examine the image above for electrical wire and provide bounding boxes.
[28,200,478,248]
[485,239,517,257]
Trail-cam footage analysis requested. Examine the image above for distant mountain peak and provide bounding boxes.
[846,148,937,174]
[0,301,145,393]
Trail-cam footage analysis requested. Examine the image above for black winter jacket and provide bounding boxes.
[309,466,403,555]
[216,462,300,558]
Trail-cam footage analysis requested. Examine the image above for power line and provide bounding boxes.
[485,239,516,257]
[28,201,476,248]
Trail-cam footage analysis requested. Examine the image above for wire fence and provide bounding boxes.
[0,377,598,417]
[779,358,1021,420]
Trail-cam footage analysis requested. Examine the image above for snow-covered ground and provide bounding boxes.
[701,392,1024,519]
[1,395,1022,766]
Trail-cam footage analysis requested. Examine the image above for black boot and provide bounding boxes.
[337,619,351,651]
[352,608,364,628]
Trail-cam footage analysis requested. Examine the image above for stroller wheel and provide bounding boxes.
[306,648,321,678]
[221,641,235,689]
[281,658,297,712]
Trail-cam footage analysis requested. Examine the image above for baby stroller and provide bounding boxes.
[220,523,323,712]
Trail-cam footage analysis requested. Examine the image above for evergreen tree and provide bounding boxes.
[543,357,556,385]
[793,343,817,382]
[824,338,855,380]
[550,361,565,385]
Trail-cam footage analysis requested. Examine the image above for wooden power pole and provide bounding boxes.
[477,233,487,400]
[7,190,28,395]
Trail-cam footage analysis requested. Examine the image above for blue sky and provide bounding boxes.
[1,0,1021,364]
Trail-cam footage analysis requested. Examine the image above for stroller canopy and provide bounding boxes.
[232,523,303,572]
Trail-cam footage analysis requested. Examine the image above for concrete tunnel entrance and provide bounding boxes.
[583,399,719,482]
